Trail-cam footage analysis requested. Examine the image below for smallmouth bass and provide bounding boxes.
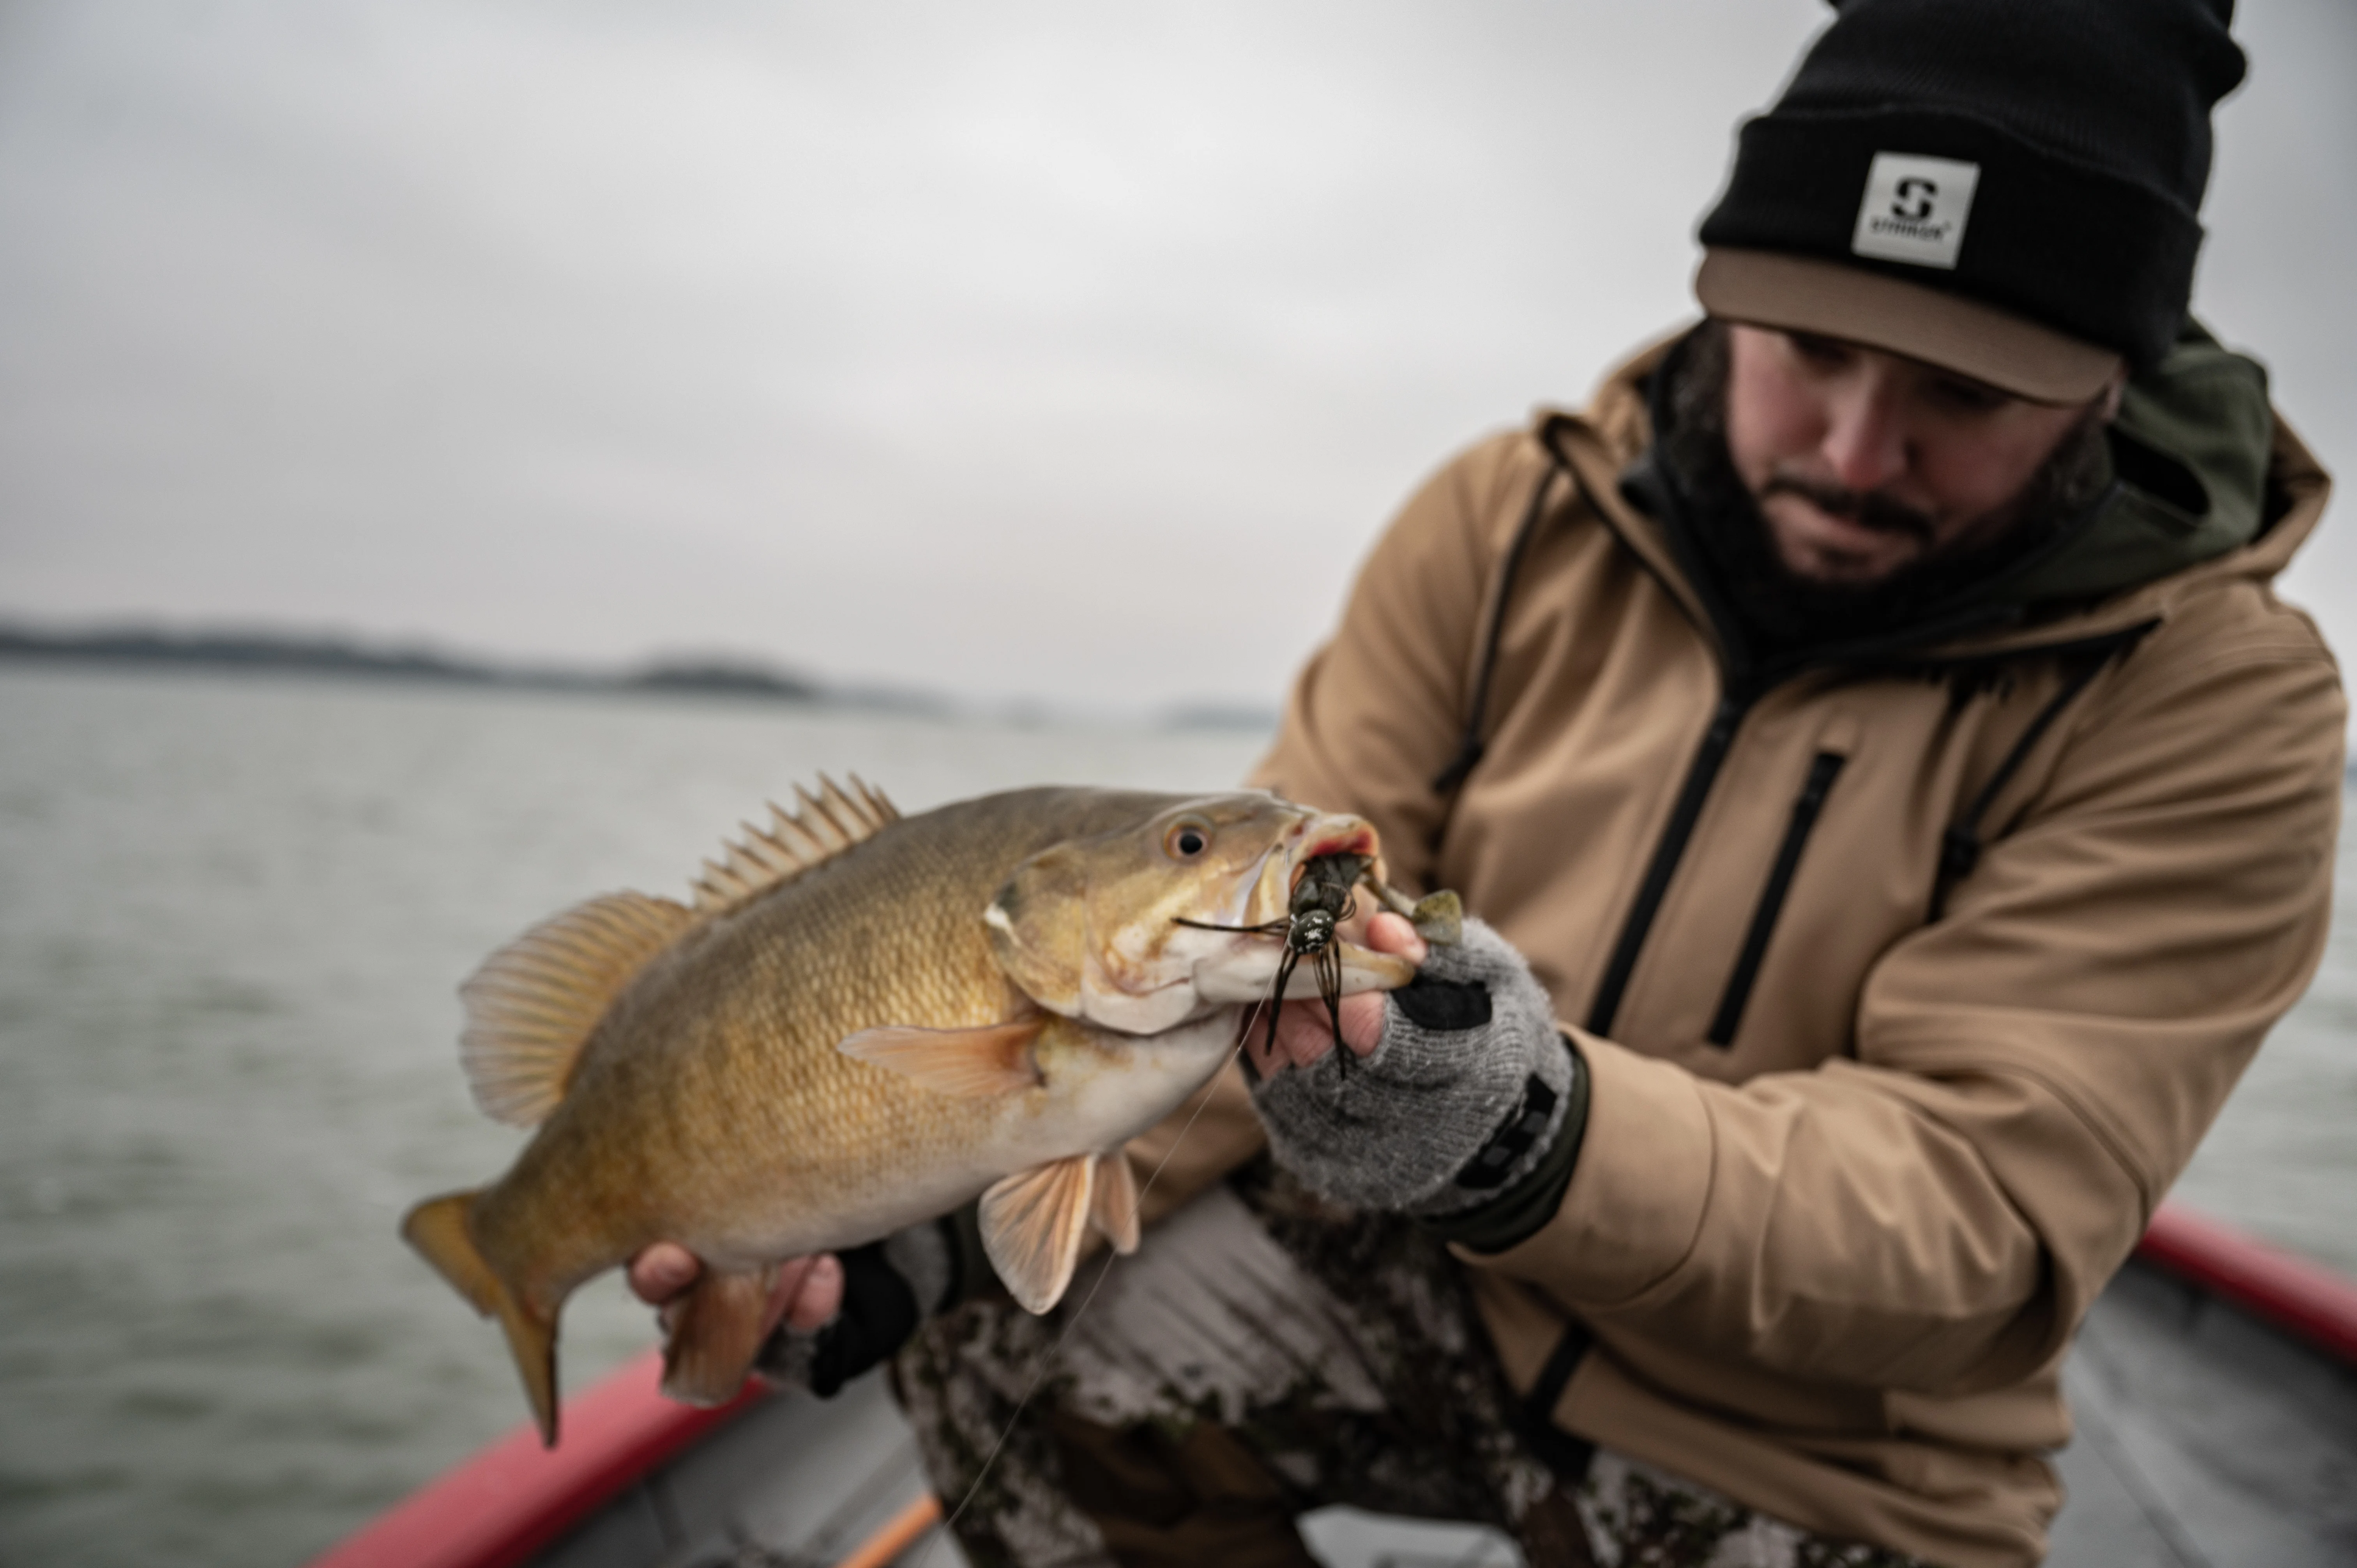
[402,779,1414,1444]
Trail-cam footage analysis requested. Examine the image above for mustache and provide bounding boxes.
[1759,473,1936,543]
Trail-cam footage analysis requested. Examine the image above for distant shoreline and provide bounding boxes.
[0,624,1277,731]
[0,623,859,703]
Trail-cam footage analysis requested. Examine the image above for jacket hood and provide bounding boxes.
[2000,320,2276,607]
[1575,320,2329,669]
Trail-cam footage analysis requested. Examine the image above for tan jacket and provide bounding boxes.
[1136,337,2343,1566]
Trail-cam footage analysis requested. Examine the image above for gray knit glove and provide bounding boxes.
[1250,918,1576,1216]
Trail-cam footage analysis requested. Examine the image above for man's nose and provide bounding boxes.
[1818,379,1909,493]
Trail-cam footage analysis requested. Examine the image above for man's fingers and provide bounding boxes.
[1332,906,1428,962]
[1362,910,1429,963]
[768,1253,844,1337]
[1269,987,1389,1068]
[633,1244,843,1345]
[627,1241,701,1306]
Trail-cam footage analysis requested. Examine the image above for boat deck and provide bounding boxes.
[526,1252,2357,1568]
[322,1206,2357,1568]
[2054,1256,2357,1566]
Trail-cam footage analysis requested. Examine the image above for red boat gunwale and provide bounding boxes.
[311,1202,2357,1568]
[309,1354,764,1568]
[2135,1201,2357,1365]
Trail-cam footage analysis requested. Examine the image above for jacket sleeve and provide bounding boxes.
[1473,616,2345,1394]
[1119,429,1541,1218]
[1251,429,1544,890]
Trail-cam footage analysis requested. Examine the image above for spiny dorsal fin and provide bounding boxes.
[458,891,695,1126]
[690,773,899,916]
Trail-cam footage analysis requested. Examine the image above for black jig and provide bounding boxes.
[1177,852,1368,1069]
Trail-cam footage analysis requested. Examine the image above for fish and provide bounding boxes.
[400,778,1415,1445]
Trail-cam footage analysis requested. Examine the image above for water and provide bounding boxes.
[0,665,2349,1568]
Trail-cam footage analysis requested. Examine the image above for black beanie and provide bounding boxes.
[1697,0,2246,386]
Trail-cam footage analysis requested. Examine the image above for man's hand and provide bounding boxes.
[1249,915,1580,1217]
[626,1246,845,1342]
[627,1213,965,1398]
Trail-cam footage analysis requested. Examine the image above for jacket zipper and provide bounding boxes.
[1534,407,2142,1045]
[1583,685,1756,1036]
[1706,749,1848,1047]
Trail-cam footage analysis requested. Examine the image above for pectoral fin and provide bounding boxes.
[661,1264,778,1408]
[979,1155,1097,1313]
[837,1017,1046,1098]
[1091,1152,1140,1255]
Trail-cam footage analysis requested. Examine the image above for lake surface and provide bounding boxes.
[0,665,2350,1568]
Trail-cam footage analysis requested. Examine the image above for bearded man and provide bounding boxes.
[633,1,2342,1563]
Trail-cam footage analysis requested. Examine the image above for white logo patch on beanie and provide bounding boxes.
[1852,153,1981,269]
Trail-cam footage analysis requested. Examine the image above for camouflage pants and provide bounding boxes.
[894,1160,1935,1568]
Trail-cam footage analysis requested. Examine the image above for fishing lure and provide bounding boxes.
[1175,851,1369,1066]
[1173,852,1464,1071]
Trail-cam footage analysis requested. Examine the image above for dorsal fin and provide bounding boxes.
[690,773,899,916]
[458,891,695,1125]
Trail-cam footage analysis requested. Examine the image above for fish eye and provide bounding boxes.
[1164,820,1211,859]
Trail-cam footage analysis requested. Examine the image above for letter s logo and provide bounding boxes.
[1892,177,1938,221]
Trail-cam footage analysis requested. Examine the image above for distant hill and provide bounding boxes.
[0,625,847,706]
[0,622,1281,729]
[0,625,498,681]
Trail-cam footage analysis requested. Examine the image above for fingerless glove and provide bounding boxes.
[1249,917,1583,1224]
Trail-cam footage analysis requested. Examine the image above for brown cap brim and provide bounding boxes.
[1694,248,2124,405]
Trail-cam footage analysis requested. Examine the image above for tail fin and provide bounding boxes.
[661,1265,777,1407]
[402,1191,563,1446]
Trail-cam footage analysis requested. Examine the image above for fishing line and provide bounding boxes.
[917,1024,1258,1565]
[923,865,1371,1559]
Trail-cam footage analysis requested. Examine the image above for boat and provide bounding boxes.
[310,1201,2357,1568]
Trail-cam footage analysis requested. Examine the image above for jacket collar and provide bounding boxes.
[1541,326,2332,673]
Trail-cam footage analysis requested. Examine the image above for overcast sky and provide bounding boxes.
[2,1,2351,715]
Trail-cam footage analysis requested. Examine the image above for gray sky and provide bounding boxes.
[3,1,2351,715]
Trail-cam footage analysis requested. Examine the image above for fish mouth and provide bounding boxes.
[1195,812,1383,936]
[1285,817,1379,894]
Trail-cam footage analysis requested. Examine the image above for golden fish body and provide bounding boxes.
[403,781,1408,1443]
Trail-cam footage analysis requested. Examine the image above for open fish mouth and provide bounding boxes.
[1182,810,1384,943]
[1176,810,1416,1045]
[1290,819,1379,874]
[1272,816,1380,916]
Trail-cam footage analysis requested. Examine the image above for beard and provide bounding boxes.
[1658,320,2114,657]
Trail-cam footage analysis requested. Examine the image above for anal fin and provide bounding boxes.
[1092,1151,1140,1255]
[979,1155,1097,1313]
[662,1265,778,1407]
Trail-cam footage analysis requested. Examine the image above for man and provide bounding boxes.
[635,0,2342,1562]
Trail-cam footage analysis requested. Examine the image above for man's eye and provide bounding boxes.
[1928,376,2009,413]
[1785,331,1851,370]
